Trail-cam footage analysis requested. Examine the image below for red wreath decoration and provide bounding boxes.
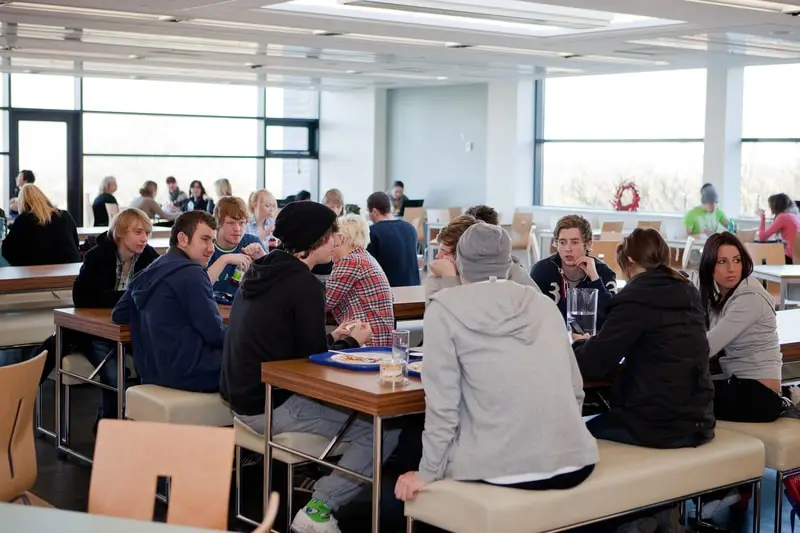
[611,181,641,212]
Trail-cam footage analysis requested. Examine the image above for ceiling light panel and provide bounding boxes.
[0,2,166,20]
[686,0,800,13]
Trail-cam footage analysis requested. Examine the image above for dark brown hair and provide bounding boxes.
[699,232,754,313]
[616,228,685,281]
[464,205,499,225]
[139,180,157,198]
[170,211,217,247]
[768,193,798,217]
[554,215,593,247]
[437,215,477,249]
[367,192,392,215]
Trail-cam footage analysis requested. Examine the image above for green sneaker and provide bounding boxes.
[291,498,341,533]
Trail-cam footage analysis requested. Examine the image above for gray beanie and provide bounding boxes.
[456,222,512,283]
[701,184,719,205]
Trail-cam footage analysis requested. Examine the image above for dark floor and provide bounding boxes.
[31,382,797,533]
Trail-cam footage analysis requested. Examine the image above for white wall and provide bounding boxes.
[387,84,488,207]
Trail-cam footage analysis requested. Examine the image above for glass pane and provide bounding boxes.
[266,126,309,152]
[542,142,704,214]
[83,114,260,156]
[741,142,800,215]
[266,87,319,118]
[17,121,68,209]
[544,70,706,140]
[83,77,259,117]
[265,158,318,200]
[743,64,800,138]
[83,156,260,209]
[11,73,76,110]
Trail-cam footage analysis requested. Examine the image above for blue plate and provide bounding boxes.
[309,347,422,372]
[408,361,422,378]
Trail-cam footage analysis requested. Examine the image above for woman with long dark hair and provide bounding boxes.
[699,232,784,422]
[182,180,215,213]
[759,193,800,264]
[573,228,715,449]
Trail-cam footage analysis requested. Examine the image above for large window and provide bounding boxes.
[539,69,706,213]
[742,64,800,215]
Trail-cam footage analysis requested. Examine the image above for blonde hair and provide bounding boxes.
[336,214,369,249]
[214,178,232,198]
[98,175,116,195]
[248,189,276,217]
[322,188,344,214]
[110,208,152,242]
[18,184,58,225]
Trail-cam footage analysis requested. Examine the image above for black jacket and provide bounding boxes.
[73,231,160,308]
[92,193,118,227]
[2,211,81,266]
[574,267,715,448]
[220,250,359,416]
[182,196,215,214]
[530,253,617,328]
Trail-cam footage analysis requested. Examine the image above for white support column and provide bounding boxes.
[485,80,534,219]
[703,66,744,218]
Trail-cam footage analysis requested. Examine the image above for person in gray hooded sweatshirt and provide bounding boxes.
[395,222,598,501]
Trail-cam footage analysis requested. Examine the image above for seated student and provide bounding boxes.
[2,184,80,266]
[182,180,215,213]
[214,178,232,199]
[573,228,715,448]
[92,176,118,227]
[220,201,394,533]
[206,196,265,298]
[684,183,729,236]
[426,216,538,303]
[245,188,278,249]
[166,176,187,208]
[9,169,35,215]
[130,181,177,222]
[389,180,409,217]
[395,223,598,502]
[366,192,420,287]
[699,232,786,422]
[464,204,499,225]
[72,208,159,419]
[759,193,800,264]
[326,214,394,347]
[112,211,225,392]
[530,215,616,327]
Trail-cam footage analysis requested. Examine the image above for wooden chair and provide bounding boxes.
[591,241,621,276]
[252,492,281,533]
[403,207,425,224]
[745,242,786,266]
[527,225,540,267]
[510,212,533,251]
[737,229,756,244]
[89,419,235,529]
[599,232,624,242]
[1,351,47,504]
[681,237,697,271]
[601,221,623,233]
[637,220,662,232]
[426,208,461,226]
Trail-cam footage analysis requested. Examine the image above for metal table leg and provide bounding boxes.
[116,342,125,419]
[54,326,63,448]
[263,384,274,522]
[371,415,383,533]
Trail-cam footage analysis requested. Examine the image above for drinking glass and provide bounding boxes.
[380,329,410,385]
[566,288,599,336]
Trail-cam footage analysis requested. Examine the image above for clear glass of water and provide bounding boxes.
[566,288,599,336]
[380,329,410,385]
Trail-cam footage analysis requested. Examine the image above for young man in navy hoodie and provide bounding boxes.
[112,210,225,392]
[530,215,617,329]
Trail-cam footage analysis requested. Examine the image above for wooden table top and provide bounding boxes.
[261,359,426,417]
[753,265,800,280]
[391,285,425,321]
[77,226,172,240]
[53,305,231,343]
[0,263,82,293]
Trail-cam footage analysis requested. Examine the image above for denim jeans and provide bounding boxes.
[0,349,27,367]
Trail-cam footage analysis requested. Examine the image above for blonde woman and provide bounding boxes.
[322,188,345,216]
[2,184,80,266]
[246,189,278,248]
[214,178,232,199]
[92,175,119,227]
[326,214,395,346]
[130,180,177,222]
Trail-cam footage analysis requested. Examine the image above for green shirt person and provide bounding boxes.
[684,183,729,236]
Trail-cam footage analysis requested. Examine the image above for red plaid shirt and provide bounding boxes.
[326,247,395,347]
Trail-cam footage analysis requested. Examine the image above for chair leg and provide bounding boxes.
[752,478,761,533]
[775,471,784,533]
[235,446,243,519]
[63,385,71,446]
[286,464,295,533]
[406,516,416,533]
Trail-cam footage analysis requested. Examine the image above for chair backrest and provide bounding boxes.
[737,229,756,244]
[601,221,623,233]
[510,212,533,250]
[409,216,426,242]
[252,492,281,533]
[89,420,235,529]
[105,203,120,220]
[744,242,786,266]
[0,351,47,503]
[591,240,621,275]
[527,225,540,266]
[681,237,696,271]
[599,231,624,242]
[426,209,459,226]
[637,220,662,232]
[402,207,425,224]
[793,231,800,265]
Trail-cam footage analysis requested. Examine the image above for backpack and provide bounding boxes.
[785,474,800,532]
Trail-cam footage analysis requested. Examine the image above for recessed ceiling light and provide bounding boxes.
[313,30,344,36]
[345,69,359,74]
[686,0,800,13]
[127,54,143,60]
[436,76,448,80]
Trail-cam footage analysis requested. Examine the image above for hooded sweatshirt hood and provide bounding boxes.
[240,250,311,299]
[128,247,200,309]
[429,280,540,343]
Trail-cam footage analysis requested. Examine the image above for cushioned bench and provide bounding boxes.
[718,419,800,533]
[125,384,233,427]
[405,428,766,533]
[0,309,55,348]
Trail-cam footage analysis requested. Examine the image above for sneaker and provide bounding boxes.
[700,489,741,520]
[291,498,341,533]
[789,385,800,406]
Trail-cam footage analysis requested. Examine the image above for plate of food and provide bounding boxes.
[408,361,423,377]
[330,352,388,365]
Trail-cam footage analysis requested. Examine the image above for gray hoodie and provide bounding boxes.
[418,279,599,483]
[424,258,540,304]
[708,277,782,381]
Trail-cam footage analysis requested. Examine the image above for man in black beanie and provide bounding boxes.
[220,201,400,533]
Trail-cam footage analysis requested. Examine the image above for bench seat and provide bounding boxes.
[125,384,233,427]
[0,310,54,347]
[717,419,800,472]
[405,428,765,533]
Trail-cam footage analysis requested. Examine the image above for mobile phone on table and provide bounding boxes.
[569,321,586,336]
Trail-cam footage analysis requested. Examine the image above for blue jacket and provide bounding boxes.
[112,248,225,392]
[366,218,420,287]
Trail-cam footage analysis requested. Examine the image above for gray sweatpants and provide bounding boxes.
[237,394,401,511]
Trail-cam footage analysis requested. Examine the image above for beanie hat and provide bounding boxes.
[456,222,512,283]
[701,184,719,205]
[274,201,337,252]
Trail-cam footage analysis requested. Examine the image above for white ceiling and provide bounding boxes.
[0,0,799,89]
